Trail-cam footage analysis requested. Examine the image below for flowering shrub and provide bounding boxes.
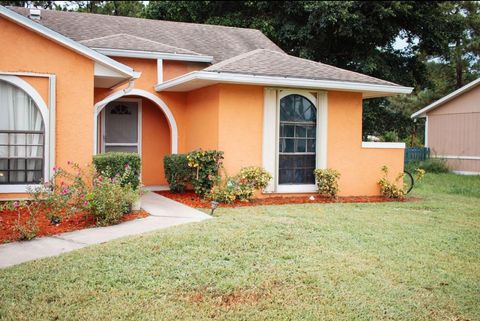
[207,178,240,204]
[85,175,137,226]
[207,167,272,204]
[314,168,341,198]
[187,150,224,197]
[378,166,406,199]
[235,167,272,191]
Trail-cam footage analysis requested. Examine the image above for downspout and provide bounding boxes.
[123,71,142,94]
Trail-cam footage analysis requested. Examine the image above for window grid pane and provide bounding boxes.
[0,131,44,185]
[279,94,317,185]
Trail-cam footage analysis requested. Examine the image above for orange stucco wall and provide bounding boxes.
[163,60,208,82]
[218,84,264,175]
[185,85,220,151]
[327,91,404,196]
[141,98,171,185]
[1,17,94,199]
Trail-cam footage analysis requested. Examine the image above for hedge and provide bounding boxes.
[93,152,141,190]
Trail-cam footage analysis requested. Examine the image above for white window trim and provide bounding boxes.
[263,88,328,194]
[0,73,55,193]
[100,98,142,155]
[361,142,406,149]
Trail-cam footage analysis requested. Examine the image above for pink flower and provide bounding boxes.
[83,201,89,206]
[52,166,57,172]
[124,164,130,169]
[12,201,19,208]
[67,160,71,165]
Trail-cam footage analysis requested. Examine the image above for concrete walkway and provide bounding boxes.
[0,192,211,269]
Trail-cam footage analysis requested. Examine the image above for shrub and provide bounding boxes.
[378,166,406,199]
[314,168,341,198]
[187,150,224,197]
[13,201,39,241]
[93,152,141,190]
[236,167,272,191]
[85,175,135,226]
[207,178,241,204]
[164,154,192,193]
[418,158,449,173]
[207,167,272,203]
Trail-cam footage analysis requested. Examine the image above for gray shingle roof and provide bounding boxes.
[205,49,399,86]
[79,34,202,55]
[9,7,283,63]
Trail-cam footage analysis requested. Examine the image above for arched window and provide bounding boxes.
[279,94,316,185]
[0,80,45,184]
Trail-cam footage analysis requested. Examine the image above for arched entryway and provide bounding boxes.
[94,89,177,186]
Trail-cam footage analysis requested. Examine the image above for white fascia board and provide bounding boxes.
[0,6,135,78]
[155,71,413,95]
[411,77,480,118]
[93,48,214,63]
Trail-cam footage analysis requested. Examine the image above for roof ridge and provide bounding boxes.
[9,6,266,33]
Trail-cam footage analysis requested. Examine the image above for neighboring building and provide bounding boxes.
[0,6,412,198]
[412,79,480,175]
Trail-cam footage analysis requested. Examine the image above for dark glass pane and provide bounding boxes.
[295,169,305,183]
[0,159,7,170]
[307,139,316,153]
[295,139,306,153]
[280,124,295,137]
[295,156,304,167]
[295,125,306,138]
[278,155,315,185]
[280,94,316,122]
[283,139,294,153]
[0,170,6,183]
[306,155,316,167]
[10,159,26,170]
[306,169,315,183]
[10,171,26,183]
[307,126,316,138]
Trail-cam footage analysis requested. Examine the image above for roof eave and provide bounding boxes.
[155,71,413,97]
[411,77,480,118]
[0,5,135,79]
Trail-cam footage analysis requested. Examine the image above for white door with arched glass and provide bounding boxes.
[0,80,45,186]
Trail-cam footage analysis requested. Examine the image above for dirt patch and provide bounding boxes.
[156,191,414,209]
[217,291,262,308]
[0,206,149,243]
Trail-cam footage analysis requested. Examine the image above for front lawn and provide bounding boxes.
[0,173,479,320]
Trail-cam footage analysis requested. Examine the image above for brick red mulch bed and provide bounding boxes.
[156,191,410,209]
[0,207,149,243]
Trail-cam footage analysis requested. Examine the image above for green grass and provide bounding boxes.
[1,173,479,321]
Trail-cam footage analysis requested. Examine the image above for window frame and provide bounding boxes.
[276,90,319,193]
[0,74,51,193]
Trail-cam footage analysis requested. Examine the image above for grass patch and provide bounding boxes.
[0,173,479,320]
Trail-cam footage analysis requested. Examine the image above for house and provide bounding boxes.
[0,6,412,198]
[411,79,480,175]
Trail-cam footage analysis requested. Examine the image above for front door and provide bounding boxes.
[101,100,141,153]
